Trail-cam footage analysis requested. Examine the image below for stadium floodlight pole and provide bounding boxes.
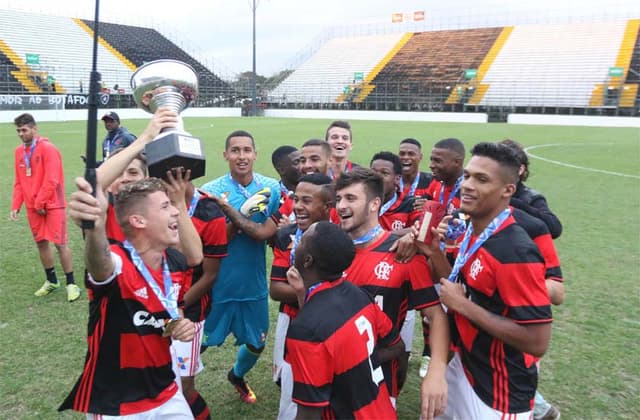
[82,0,102,229]
[251,0,258,117]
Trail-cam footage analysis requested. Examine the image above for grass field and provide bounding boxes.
[0,116,639,419]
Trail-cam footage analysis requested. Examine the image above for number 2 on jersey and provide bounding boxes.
[354,315,384,385]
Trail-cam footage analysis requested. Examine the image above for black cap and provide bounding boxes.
[101,111,120,122]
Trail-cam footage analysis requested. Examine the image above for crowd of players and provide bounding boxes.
[10,109,564,419]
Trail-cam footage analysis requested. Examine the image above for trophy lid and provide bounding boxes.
[130,59,198,114]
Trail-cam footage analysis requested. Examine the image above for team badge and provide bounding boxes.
[374,261,394,281]
[391,220,405,231]
[469,257,483,281]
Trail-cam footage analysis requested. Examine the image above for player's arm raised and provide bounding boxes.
[96,108,179,189]
[68,176,113,282]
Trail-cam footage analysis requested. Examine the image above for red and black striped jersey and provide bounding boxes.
[512,208,562,282]
[270,223,300,319]
[60,245,193,416]
[344,231,439,396]
[105,200,125,244]
[426,178,461,215]
[449,216,552,414]
[401,171,434,198]
[451,208,563,282]
[379,193,421,232]
[286,279,398,420]
[184,195,228,322]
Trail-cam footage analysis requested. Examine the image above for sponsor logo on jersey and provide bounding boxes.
[132,311,165,329]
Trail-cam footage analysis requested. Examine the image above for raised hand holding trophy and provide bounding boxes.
[131,59,205,180]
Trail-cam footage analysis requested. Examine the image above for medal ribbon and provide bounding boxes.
[289,227,303,266]
[23,138,37,173]
[447,207,511,283]
[187,189,200,218]
[379,193,398,216]
[439,175,464,213]
[123,240,179,320]
[352,224,383,246]
[400,172,420,197]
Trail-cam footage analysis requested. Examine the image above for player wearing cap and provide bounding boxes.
[101,111,137,160]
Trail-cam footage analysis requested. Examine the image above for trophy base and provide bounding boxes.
[145,131,206,181]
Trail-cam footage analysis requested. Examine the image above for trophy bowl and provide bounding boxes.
[130,59,205,181]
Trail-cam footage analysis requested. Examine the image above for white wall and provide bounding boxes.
[264,109,489,123]
[0,107,241,124]
[2,107,639,128]
[508,113,640,128]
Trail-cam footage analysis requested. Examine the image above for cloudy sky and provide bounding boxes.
[2,0,639,78]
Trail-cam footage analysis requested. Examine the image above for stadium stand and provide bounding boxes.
[479,21,630,108]
[80,20,236,105]
[269,19,640,116]
[0,9,135,94]
[360,27,504,110]
[269,33,408,104]
[625,22,640,108]
[0,45,34,93]
[0,9,235,106]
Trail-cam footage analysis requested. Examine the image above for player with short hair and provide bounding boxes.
[433,142,552,420]
[173,181,227,420]
[335,167,449,417]
[299,138,331,176]
[419,137,466,377]
[370,151,421,235]
[104,149,147,243]
[269,173,334,419]
[284,221,404,419]
[398,138,433,199]
[60,177,198,418]
[10,113,79,302]
[325,120,359,179]
[271,145,301,223]
[499,139,564,420]
[200,130,281,404]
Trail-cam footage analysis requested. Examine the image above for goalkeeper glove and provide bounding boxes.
[240,187,272,216]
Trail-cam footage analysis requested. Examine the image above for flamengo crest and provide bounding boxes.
[374,261,394,281]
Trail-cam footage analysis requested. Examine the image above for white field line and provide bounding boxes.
[524,143,640,179]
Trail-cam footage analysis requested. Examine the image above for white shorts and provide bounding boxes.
[86,390,193,419]
[436,353,533,420]
[170,319,205,379]
[273,312,290,383]
[399,309,416,352]
[273,312,297,420]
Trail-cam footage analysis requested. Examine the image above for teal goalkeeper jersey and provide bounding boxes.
[200,172,280,303]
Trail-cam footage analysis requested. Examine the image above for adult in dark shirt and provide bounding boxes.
[500,139,562,239]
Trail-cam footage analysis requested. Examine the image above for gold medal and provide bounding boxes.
[26,167,31,177]
[162,318,180,337]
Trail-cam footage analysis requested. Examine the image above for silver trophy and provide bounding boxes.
[131,59,205,180]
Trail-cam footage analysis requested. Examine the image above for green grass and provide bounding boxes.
[0,116,639,419]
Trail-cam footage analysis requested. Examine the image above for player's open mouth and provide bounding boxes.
[169,222,178,231]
